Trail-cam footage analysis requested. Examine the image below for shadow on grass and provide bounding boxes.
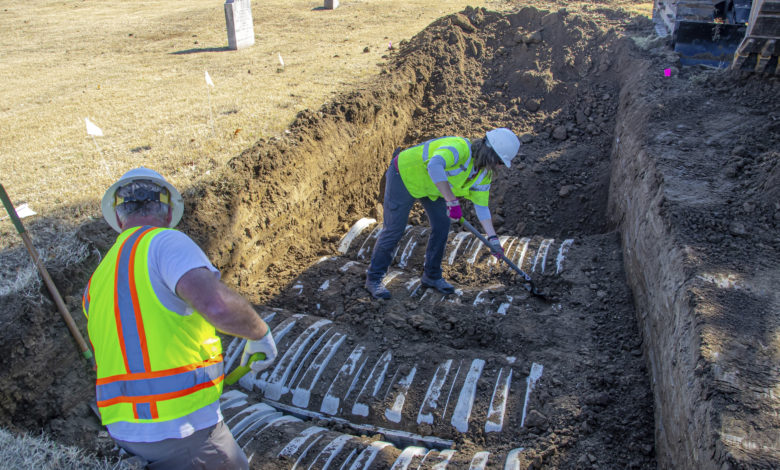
[171,46,231,55]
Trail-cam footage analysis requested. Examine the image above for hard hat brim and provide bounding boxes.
[101,173,183,232]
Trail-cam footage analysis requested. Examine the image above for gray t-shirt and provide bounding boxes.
[148,229,220,315]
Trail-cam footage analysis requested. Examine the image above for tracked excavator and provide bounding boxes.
[653,0,779,72]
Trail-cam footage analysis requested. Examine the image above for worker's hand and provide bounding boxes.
[487,235,504,259]
[241,331,278,373]
[445,199,462,222]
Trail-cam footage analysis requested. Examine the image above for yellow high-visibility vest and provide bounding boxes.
[397,136,492,206]
[82,226,223,425]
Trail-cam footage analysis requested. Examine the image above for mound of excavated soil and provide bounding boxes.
[0,2,777,469]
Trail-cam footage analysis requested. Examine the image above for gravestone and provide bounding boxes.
[324,0,339,9]
[224,0,255,50]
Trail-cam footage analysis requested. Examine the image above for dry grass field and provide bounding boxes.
[1,0,516,239]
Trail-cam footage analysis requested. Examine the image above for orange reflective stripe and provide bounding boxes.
[95,355,224,385]
[83,275,93,318]
[112,228,143,373]
[96,375,224,407]
[128,227,156,372]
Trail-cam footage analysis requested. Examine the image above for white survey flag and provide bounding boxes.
[278,52,284,68]
[15,203,36,219]
[205,70,214,87]
[85,118,103,137]
[0,203,37,222]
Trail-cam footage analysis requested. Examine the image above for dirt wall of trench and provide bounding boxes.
[609,62,710,468]
[181,79,418,301]
[182,6,630,302]
[609,46,780,469]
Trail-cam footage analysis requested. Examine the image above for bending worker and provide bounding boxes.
[82,167,277,469]
[365,128,521,299]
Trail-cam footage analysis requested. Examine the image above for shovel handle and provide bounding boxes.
[225,352,266,385]
[0,184,26,235]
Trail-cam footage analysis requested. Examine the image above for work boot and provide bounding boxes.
[420,275,455,294]
[365,280,391,299]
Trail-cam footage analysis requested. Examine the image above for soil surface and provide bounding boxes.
[1,1,778,469]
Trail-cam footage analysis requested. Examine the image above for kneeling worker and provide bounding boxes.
[83,167,277,469]
[365,128,521,299]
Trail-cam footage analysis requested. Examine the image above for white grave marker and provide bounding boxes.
[224,0,255,50]
[324,0,339,9]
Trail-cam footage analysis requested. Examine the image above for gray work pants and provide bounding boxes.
[114,420,249,470]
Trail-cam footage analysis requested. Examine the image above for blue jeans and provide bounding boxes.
[366,161,450,284]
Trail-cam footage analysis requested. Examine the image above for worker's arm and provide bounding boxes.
[478,218,498,238]
[176,267,268,341]
[434,181,457,202]
[474,204,503,257]
[427,155,457,202]
[475,204,497,238]
[431,158,463,221]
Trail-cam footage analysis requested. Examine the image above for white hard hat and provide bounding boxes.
[101,167,183,232]
[485,128,521,168]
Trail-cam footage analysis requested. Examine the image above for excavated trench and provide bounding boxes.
[177,6,658,469]
[2,4,777,470]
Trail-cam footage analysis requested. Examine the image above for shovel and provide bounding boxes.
[459,218,547,299]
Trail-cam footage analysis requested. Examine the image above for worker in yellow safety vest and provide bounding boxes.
[82,167,277,469]
[365,128,521,299]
